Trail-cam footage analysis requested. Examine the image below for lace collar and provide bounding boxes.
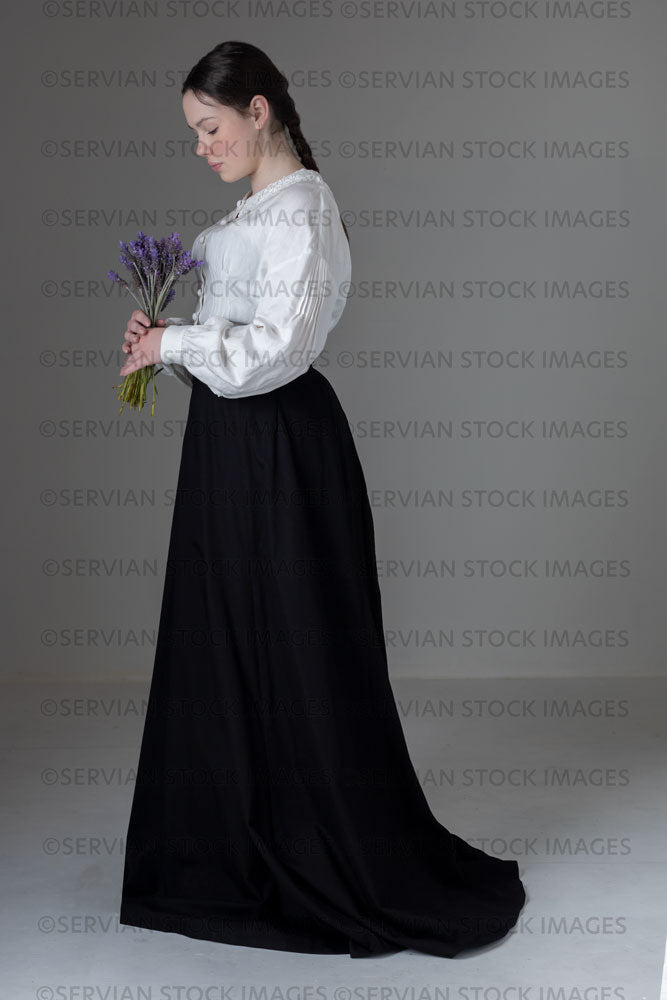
[226,167,324,222]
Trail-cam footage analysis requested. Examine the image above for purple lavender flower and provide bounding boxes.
[108,230,204,325]
[110,230,204,415]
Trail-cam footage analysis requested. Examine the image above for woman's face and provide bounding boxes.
[183,89,262,183]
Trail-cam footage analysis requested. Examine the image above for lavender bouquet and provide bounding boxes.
[109,231,203,415]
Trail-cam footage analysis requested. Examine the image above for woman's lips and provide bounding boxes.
[209,162,223,171]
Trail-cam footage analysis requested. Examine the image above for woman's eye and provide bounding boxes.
[207,128,218,136]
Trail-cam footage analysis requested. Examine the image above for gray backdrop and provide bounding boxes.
[5,1,665,680]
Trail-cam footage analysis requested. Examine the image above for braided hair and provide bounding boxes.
[182,40,350,244]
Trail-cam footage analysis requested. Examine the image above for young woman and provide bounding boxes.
[118,40,527,959]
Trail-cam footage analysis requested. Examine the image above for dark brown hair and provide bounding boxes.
[182,40,350,244]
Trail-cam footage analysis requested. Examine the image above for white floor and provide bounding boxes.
[2,676,664,995]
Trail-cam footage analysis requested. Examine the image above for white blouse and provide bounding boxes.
[159,167,352,398]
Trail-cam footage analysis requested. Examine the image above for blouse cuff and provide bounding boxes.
[158,318,193,388]
[160,322,187,366]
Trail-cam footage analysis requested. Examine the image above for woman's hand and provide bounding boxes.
[120,309,168,376]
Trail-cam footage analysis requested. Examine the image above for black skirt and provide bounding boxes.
[119,364,527,958]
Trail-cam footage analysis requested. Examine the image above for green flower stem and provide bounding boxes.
[113,364,161,416]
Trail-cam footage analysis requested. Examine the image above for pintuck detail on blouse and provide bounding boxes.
[159,167,351,398]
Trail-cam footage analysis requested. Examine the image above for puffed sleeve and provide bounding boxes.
[158,222,338,399]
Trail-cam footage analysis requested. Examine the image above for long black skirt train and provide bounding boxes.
[119,364,527,957]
